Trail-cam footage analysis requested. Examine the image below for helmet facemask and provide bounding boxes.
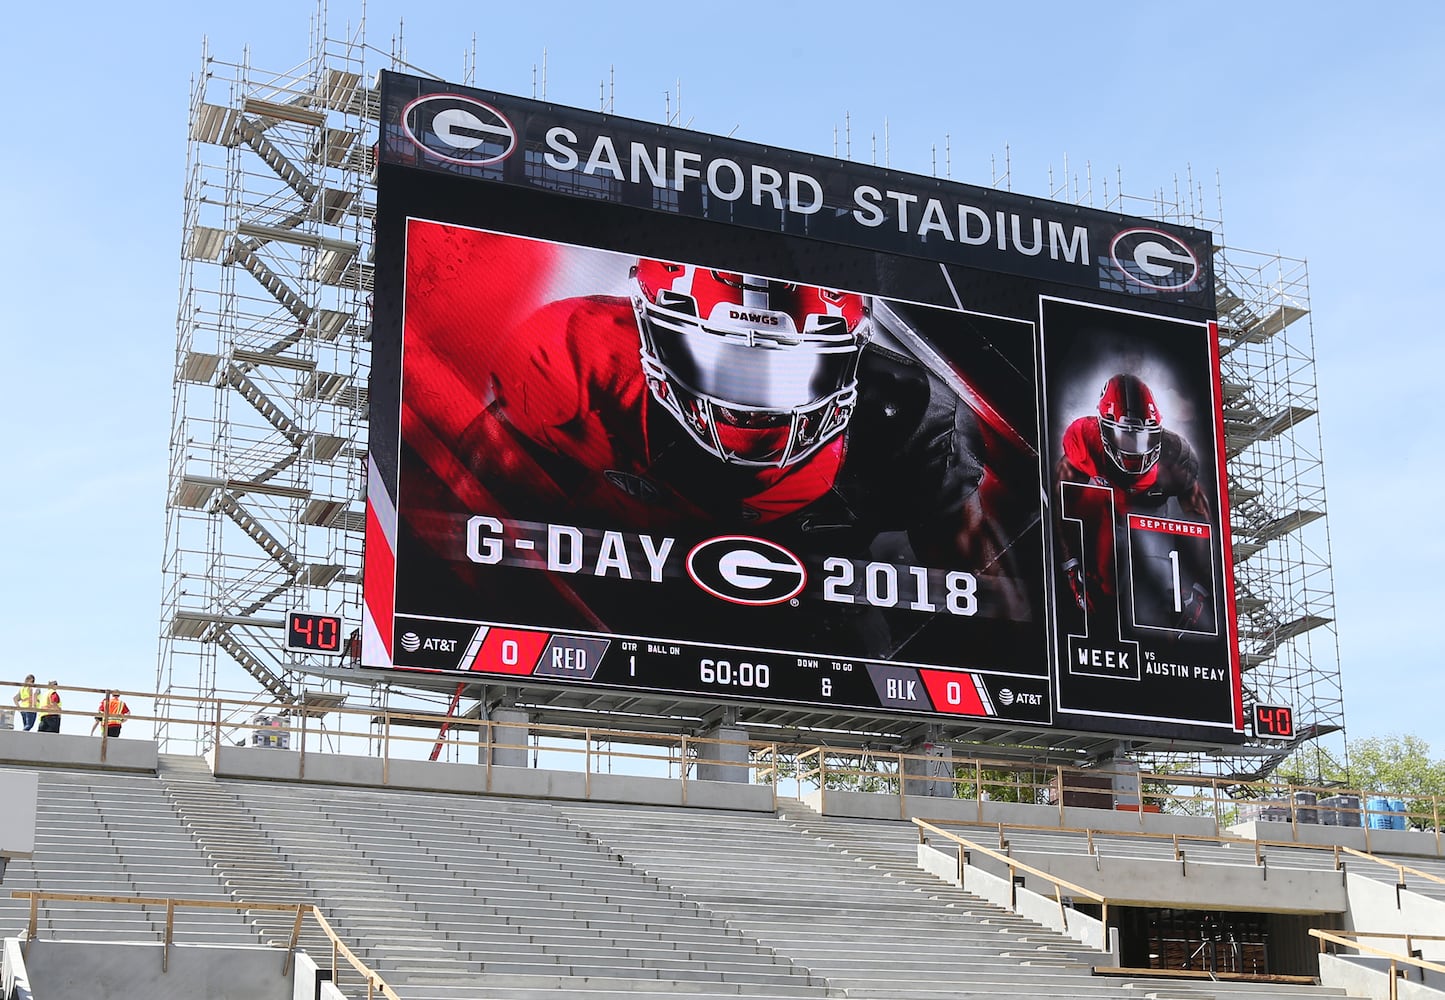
[632,263,868,468]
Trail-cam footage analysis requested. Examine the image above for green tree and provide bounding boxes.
[1277,734,1445,800]
[1345,735,1445,800]
[974,766,1050,803]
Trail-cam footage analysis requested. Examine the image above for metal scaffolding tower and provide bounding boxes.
[160,17,1343,770]
[1214,249,1344,766]
[159,13,376,747]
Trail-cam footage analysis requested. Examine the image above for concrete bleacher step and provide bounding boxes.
[427,919,779,952]
[409,902,733,933]
[553,799,1125,998]
[0,764,265,948]
[383,970,833,997]
[382,948,801,982]
[169,776,827,992]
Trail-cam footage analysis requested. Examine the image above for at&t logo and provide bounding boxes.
[401,94,516,166]
[686,536,806,606]
[397,630,460,654]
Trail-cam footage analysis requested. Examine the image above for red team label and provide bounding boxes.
[471,628,551,675]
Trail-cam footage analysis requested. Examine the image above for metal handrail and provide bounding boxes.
[913,818,1108,930]
[11,890,399,997]
[917,816,1445,888]
[310,906,403,1000]
[1311,928,1445,1000]
[1339,845,1445,889]
[6,679,1442,852]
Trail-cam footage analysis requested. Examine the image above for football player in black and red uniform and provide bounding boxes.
[461,262,994,552]
[1056,373,1211,624]
[401,240,1033,656]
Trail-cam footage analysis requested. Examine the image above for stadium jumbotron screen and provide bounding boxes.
[364,71,1243,744]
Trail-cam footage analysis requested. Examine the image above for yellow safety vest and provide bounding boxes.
[40,689,60,717]
[16,687,36,710]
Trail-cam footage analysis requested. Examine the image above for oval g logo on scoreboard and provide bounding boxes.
[1109,228,1200,291]
[686,536,806,606]
[401,94,517,166]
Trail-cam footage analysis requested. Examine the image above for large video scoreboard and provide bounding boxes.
[364,71,1244,744]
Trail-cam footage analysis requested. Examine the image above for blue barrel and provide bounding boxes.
[1366,796,1393,830]
[1389,798,1408,830]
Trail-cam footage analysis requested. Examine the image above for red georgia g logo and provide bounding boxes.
[401,94,516,166]
[686,536,807,606]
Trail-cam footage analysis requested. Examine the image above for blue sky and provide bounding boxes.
[2,2,1441,756]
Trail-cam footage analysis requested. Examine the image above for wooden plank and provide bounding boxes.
[1093,966,1316,984]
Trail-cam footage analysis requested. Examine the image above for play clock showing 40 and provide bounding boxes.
[285,611,343,654]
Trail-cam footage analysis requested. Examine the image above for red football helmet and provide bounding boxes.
[1096,373,1163,475]
[631,261,869,467]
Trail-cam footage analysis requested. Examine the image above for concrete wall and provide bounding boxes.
[0,729,157,774]
[3,937,32,1000]
[906,800,1349,915]
[918,841,1117,960]
[211,745,777,812]
[808,787,1218,836]
[292,950,350,1000]
[1006,849,1348,913]
[0,768,37,859]
[1343,871,1445,962]
[1320,953,1445,1000]
[489,762,589,800]
[22,940,290,1000]
[1230,819,1445,859]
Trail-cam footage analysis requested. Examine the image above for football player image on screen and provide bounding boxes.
[1055,371,1215,633]
[395,224,1043,667]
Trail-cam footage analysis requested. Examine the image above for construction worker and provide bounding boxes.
[37,682,61,733]
[12,675,38,731]
[91,691,129,738]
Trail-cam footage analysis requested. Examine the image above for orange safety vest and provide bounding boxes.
[99,697,128,726]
